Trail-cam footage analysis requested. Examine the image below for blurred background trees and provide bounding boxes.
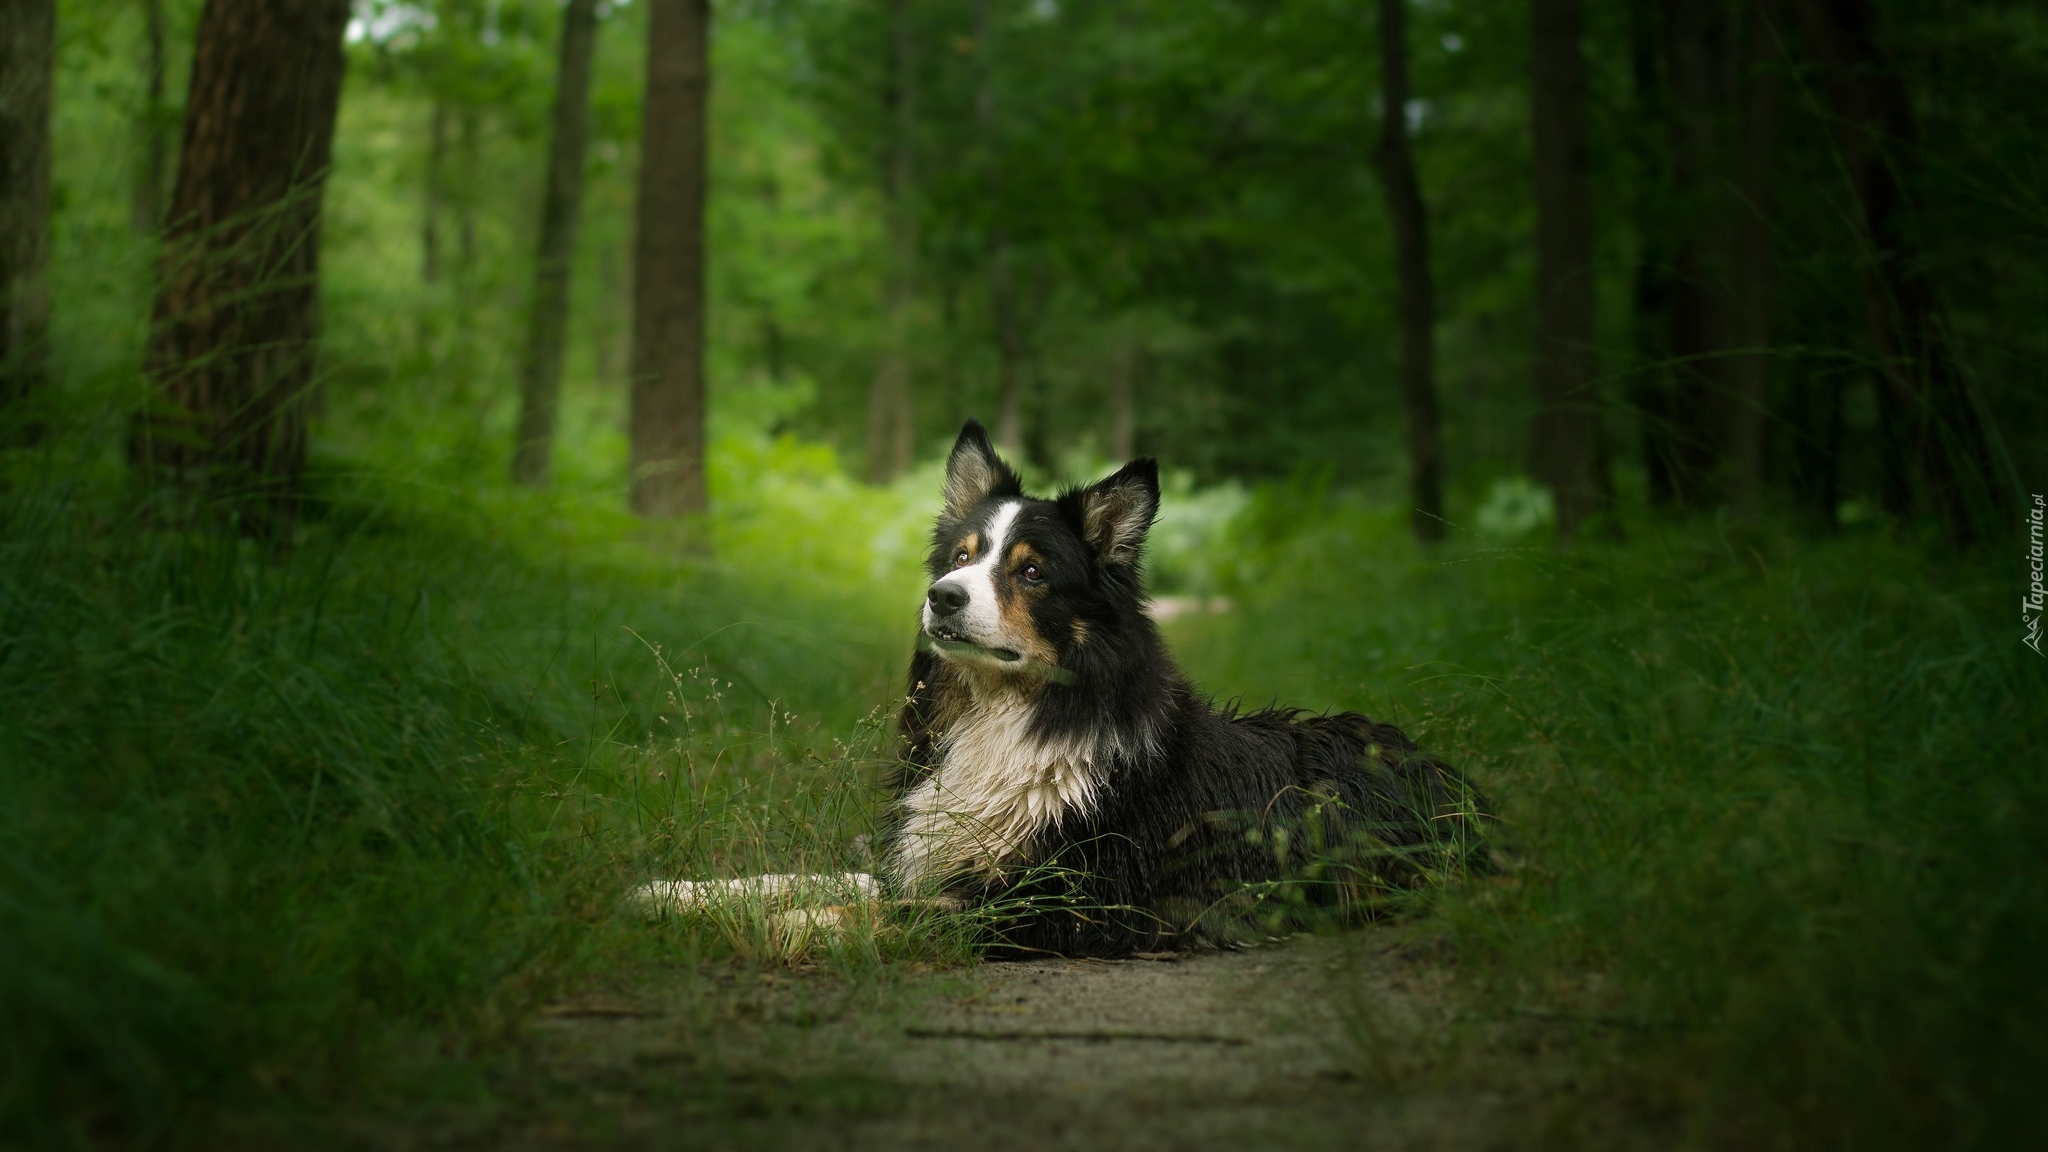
[11,0,2044,543]
[0,0,55,432]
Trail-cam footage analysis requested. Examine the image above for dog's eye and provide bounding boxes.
[1021,564,1043,583]
[954,549,971,567]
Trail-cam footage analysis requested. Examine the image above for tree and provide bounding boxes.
[1728,3,1781,514]
[1,0,55,427]
[1374,0,1444,543]
[1626,0,1679,506]
[629,0,710,517]
[865,0,917,484]
[1794,0,2006,547]
[422,100,447,283]
[1530,0,1606,539]
[132,0,170,236]
[1107,336,1135,461]
[512,0,601,486]
[1661,0,1734,505]
[977,0,1026,460]
[130,0,352,539]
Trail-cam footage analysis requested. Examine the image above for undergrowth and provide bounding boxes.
[4,412,2039,1150]
[0,424,947,1145]
[1170,489,2047,1151]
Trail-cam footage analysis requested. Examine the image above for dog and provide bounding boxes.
[637,421,1486,956]
[879,421,1485,956]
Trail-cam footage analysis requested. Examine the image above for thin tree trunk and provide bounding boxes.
[989,232,1024,457]
[1728,2,1780,513]
[1104,4,1139,466]
[628,0,709,517]
[132,0,169,235]
[423,99,447,283]
[1108,336,1135,461]
[130,0,352,541]
[1530,0,1605,539]
[512,0,600,486]
[1794,0,2005,547]
[1375,0,1445,543]
[1662,0,1733,506]
[865,331,913,481]
[0,0,55,426]
[1627,0,1678,506]
[457,106,478,280]
[865,0,917,484]
[1788,369,1844,530]
[975,0,1025,460]
[942,275,965,420]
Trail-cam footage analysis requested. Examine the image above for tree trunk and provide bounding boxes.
[1787,369,1844,530]
[628,0,709,517]
[1794,0,2005,547]
[422,99,447,283]
[1728,2,1780,514]
[989,232,1024,457]
[130,0,351,540]
[132,0,169,236]
[974,0,1026,461]
[865,0,917,484]
[1662,0,1735,506]
[1104,4,1139,467]
[1,0,55,425]
[1375,0,1445,543]
[512,0,600,486]
[1108,336,1135,461]
[456,106,478,280]
[1627,0,1679,507]
[1530,0,1605,539]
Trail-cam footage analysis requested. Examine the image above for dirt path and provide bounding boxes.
[391,930,1583,1152]
[837,939,1512,1151]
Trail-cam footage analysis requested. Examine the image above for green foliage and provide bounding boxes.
[1170,501,2048,1150]
[0,415,950,1142]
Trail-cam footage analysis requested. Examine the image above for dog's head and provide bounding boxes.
[919,420,1159,683]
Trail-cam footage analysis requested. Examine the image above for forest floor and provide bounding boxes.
[320,930,1654,1152]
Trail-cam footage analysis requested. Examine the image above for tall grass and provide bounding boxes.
[0,417,944,1143]
[6,390,2039,1149]
[1170,491,2047,1150]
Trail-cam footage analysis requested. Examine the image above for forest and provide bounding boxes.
[0,0,2042,1146]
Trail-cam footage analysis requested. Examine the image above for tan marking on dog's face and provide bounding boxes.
[1070,618,1089,647]
[947,532,983,568]
[995,543,1057,666]
[1005,542,1044,576]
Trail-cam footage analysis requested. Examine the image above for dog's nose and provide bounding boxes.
[927,583,969,616]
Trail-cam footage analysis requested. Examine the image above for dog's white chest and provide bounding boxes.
[886,697,1108,892]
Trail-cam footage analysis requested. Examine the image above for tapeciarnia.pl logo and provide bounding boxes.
[2027,493,2045,656]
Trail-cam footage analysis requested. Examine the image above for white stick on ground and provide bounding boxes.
[631,872,881,918]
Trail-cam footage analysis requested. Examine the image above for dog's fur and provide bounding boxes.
[879,421,1486,956]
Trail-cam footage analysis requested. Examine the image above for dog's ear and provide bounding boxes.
[941,419,1020,517]
[1071,458,1159,567]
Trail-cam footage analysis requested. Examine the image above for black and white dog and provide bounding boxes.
[639,421,1484,955]
[878,421,1486,956]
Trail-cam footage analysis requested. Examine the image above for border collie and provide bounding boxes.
[639,421,1486,956]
